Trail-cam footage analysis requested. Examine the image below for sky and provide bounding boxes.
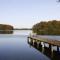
[0,0,60,28]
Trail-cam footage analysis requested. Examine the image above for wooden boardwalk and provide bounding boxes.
[28,35,60,59]
[28,35,60,47]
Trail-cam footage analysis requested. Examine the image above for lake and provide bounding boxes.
[0,30,60,60]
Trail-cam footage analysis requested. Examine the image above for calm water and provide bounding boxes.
[0,30,59,60]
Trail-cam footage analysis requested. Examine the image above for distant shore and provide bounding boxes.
[14,28,32,30]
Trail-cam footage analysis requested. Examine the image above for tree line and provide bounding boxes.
[0,24,13,34]
[32,20,60,35]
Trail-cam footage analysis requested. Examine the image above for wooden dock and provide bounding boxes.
[28,35,60,52]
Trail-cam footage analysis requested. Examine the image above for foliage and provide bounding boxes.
[0,24,13,34]
[32,20,60,35]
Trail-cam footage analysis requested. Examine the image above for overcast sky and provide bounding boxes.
[0,0,60,28]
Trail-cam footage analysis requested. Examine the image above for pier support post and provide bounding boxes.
[30,38,33,45]
[37,41,39,48]
[34,40,37,47]
[49,44,52,51]
[37,41,42,52]
[57,46,59,52]
[38,42,42,48]
[27,37,29,43]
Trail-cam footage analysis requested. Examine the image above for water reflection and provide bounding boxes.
[27,38,60,60]
[0,35,50,60]
[0,30,13,34]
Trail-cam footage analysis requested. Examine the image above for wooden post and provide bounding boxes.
[27,37,29,43]
[34,40,37,47]
[44,42,46,48]
[57,46,59,52]
[49,44,52,51]
[39,42,41,46]
[30,38,33,45]
[37,41,39,48]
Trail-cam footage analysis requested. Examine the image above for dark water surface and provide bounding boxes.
[0,30,50,60]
